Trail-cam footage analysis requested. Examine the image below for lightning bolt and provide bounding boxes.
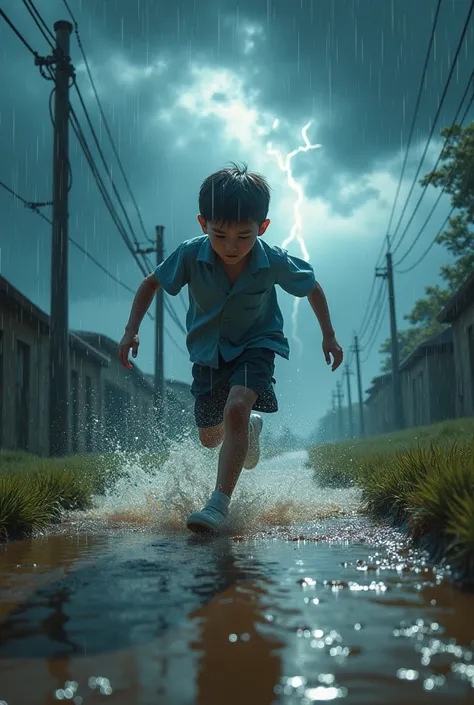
[266,120,321,357]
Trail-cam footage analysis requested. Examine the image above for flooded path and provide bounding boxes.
[1,448,474,704]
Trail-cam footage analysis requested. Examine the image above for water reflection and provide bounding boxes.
[189,554,284,704]
[0,525,473,704]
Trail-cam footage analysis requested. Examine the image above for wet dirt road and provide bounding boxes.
[0,448,473,705]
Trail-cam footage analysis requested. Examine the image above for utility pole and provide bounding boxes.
[154,225,166,426]
[352,335,366,438]
[344,364,354,439]
[376,251,404,430]
[135,227,166,433]
[335,381,344,439]
[331,390,337,441]
[46,21,73,456]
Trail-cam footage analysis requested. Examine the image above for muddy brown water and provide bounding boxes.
[0,446,473,705]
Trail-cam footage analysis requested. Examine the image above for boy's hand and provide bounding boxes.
[322,334,343,371]
[118,328,139,369]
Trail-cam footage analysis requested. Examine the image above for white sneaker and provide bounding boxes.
[186,505,228,535]
[186,490,230,535]
[244,412,263,469]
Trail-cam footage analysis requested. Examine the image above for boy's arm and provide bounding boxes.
[125,273,160,334]
[307,281,335,338]
[307,282,343,371]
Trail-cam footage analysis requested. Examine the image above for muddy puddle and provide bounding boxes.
[0,447,473,704]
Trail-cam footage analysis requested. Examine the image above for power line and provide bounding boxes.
[0,7,40,57]
[139,251,188,336]
[61,0,153,246]
[397,207,454,275]
[363,297,386,353]
[5,4,188,354]
[390,0,474,255]
[385,0,442,249]
[69,105,144,269]
[61,45,188,339]
[394,79,474,267]
[23,0,55,49]
[0,178,187,355]
[358,278,385,345]
[361,302,387,364]
[58,0,188,334]
[71,81,143,253]
[0,179,142,300]
[353,1,443,344]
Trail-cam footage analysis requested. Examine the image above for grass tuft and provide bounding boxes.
[307,419,474,581]
[0,448,168,541]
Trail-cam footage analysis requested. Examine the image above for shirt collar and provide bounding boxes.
[196,236,270,272]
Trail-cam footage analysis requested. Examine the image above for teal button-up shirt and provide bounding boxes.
[154,235,315,368]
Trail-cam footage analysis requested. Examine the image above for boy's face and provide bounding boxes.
[197,216,270,266]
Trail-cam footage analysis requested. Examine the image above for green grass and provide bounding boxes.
[0,449,168,541]
[307,418,474,581]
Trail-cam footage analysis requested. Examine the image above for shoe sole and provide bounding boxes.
[186,513,225,535]
[244,415,262,469]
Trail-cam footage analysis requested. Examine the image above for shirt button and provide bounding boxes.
[223,318,229,323]
[219,336,225,343]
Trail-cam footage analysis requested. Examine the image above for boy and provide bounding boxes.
[118,162,343,535]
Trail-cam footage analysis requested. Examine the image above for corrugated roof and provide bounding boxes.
[0,276,109,366]
[72,330,156,393]
[399,327,453,371]
[438,271,474,323]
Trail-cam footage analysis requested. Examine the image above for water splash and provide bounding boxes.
[72,443,362,536]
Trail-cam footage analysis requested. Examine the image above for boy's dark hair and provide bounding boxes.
[198,161,271,227]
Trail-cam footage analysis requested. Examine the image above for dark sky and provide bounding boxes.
[1,0,473,437]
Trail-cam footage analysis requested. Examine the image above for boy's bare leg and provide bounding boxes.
[215,385,258,498]
[199,424,224,449]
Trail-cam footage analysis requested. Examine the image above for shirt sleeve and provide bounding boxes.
[275,248,316,297]
[154,243,190,295]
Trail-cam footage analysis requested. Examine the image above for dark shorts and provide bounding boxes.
[191,347,279,428]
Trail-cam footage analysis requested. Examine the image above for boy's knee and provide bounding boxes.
[199,426,223,448]
[224,397,251,430]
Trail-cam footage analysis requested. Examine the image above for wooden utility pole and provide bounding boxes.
[352,335,366,437]
[335,381,344,439]
[376,251,404,430]
[154,225,166,424]
[344,364,354,439]
[135,226,166,431]
[49,20,73,456]
[331,390,337,441]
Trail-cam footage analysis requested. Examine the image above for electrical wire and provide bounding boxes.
[352,0,443,343]
[358,277,385,345]
[384,0,442,250]
[397,207,454,275]
[140,252,188,336]
[69,105,145,271]
[71,81,143,253]
[361,302,388,364]
[390,0,474,255]
[0,7,40,57]
[59,0,190,333]
[394,79,474,268]
[61,0,153,246]
[0,179,144,302]
[23,0,55,49]
[0,178,187,354]
[4,2,190,354]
